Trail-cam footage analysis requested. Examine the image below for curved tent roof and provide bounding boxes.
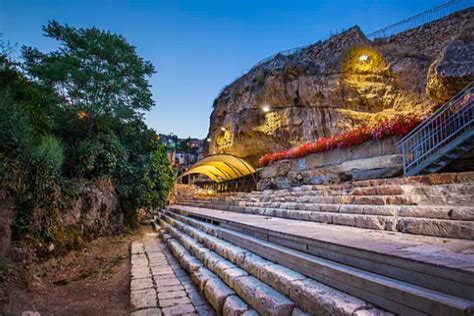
[180,154,256,183]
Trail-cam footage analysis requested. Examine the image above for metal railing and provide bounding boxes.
[397,83,474,175]
[247,0,471,72]
[366,0,472,39]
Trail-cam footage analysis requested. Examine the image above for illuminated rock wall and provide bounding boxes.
[206,8,474,166]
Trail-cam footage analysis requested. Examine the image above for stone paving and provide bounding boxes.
[130,232,215,316]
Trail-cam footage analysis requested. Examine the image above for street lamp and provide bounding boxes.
[220,127,226,132]
[262,105,271,113]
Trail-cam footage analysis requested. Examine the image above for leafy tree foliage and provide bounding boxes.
[1,21,176,253]
[22,20,156,129]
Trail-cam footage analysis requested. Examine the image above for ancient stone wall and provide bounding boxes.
[258,136,402,189]
[0,179,121,257]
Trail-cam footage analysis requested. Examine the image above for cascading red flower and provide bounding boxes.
[258,114,422,167]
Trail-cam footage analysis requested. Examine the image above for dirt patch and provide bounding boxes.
[1,225,154,316]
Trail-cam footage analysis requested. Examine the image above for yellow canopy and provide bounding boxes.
[180,154,256,183]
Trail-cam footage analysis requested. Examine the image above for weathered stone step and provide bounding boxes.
[189,184,474,206]
[160,208,474,316]
[164,206,474,308]
[159,213,390,316]
[181,199,474,221]
[177,200,474,239]
[192,194,419,206]
[161,231,262,315]
[160,221,309,316]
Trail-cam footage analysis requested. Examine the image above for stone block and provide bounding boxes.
[397,218,474,239]
[156,277,181,288]
[220,267,248,289]
[259,263,306,296]
[132,266,151,279]
[160,296,192,308]
[191,267,217,291]
[240,253,274,279]
[131,277,154,291]
[179,253,203,273]
[289,279,368,316]
[223,295,250,316]
[167,240,186,260]
[233,276,294,316]
[451,207,474,221]
[398,206,451,219]
[158,290,187,300]
[213,258,236,275]
[308,212,333,223]
[156,285,184,293]
[201,251,222,271]
[161,304,195,316]
[131,241,145,254]
[131,288,158,310]
[204,277,235,314]
[130,308,162,316]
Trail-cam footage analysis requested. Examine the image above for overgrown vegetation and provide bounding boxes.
[0,21,176,257]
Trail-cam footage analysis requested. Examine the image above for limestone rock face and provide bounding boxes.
[206,9,474,165]
[426,25,474,103]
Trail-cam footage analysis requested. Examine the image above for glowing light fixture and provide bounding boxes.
[78,111,88,119]
[207,138,211,142]
[262,105,271,113]
[359,55,369,62]
[220,127,226,132]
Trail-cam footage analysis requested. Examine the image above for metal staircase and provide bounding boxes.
[397,82,474,176]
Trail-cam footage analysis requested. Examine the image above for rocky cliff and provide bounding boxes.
[206,8,474,165]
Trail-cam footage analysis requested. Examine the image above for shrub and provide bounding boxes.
[0,92,32,156]
[258,113,423,167]
[76,133,127,178]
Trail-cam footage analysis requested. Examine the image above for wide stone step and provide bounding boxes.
[158,212,390,316]
[162,231,262,315]
[189,174,474,206]
[176,200,474,239]
[159,221,308,315]
[160,208,474,315]
[183,199,474,221]
[164,205,474,315]
[189,184,474,206]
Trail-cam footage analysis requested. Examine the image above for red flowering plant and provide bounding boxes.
[258,113,423,167]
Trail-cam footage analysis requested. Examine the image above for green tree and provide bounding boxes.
[22,20,156,132]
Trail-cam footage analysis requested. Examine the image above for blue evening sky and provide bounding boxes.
[1,0,442,138]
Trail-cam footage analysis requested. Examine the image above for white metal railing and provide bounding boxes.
[249,0,472,71]
[367,0,472,39]
[397,83,474,175]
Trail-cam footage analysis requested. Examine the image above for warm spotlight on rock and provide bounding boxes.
[359,54,369,62]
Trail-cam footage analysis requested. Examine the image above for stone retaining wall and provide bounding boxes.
[258,136,401,190]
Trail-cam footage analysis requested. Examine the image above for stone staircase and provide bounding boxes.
[397,82,473,176]
[174,172,474,240]
[157,211,392,315]
[159,172,474,315]
[156,206,474,315]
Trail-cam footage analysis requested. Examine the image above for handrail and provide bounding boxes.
[366,0,472,39]
[397,82,473,175]
[247,0,472,72]
[397,82,474,145]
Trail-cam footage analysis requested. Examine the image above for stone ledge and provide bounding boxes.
[259,137,402,189]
